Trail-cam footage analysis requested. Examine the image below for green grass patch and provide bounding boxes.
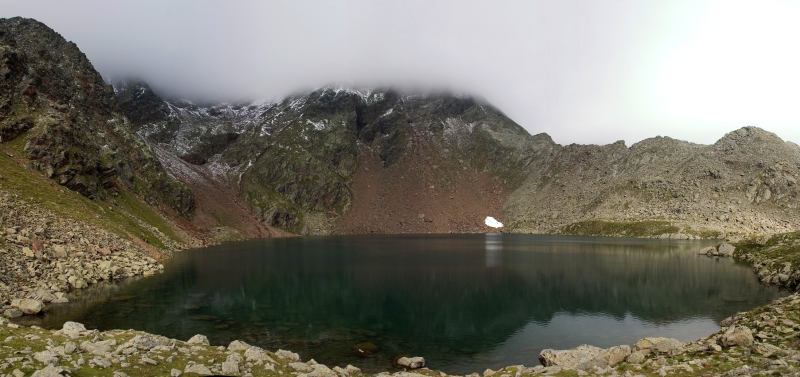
[734,231,800,267]
[560,220,680,238]
[0,140,180,250]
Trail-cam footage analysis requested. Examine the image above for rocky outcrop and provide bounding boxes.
[506,127,800,238]
[117,83,526,235]
[0,17,194,217]
[395,356,425,369]
[538,344,631,371]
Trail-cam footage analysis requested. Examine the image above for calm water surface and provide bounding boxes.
[32,234,785,374]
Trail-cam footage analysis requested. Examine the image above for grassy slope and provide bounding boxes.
[0,133,180,250]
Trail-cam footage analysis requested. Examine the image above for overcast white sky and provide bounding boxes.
[5,0,800,146]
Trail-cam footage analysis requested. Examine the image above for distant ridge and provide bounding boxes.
[2,17,800,241]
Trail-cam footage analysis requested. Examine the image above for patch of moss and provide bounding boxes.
[0,142,180,250]
[735,231,800,267]
[560,220,680,238]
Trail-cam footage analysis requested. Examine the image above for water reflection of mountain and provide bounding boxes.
[167,237,775,339]
[35,235,784,373]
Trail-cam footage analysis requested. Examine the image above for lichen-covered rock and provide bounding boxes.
[605,345,631,366]
[397,356,426,369]
[30,365,69,377]
[625,350,648,364]
[184,363,212,375]
[227,339,250,351]
[186,334,209,345]
[718,243,736,257]
[633,337,684,354]
[718,326,754,348]
[244,346,275,363]
[539,344,629,371]
[55,321,93,338]
[11,298,44,314]
[122,334,171,351]
[80,339,116,356]
[698,246,716,255]
[751,342,781,357]
[290,362,313,372]
[3,308,23,318]
[221,361,239,375]
[275,349,300,361]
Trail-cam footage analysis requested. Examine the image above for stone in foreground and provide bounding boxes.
[633,337,684,355]
[3,308,23,318]
[539,344,631,371]
[397,356,426,369]
[187,334,210,345]
[718,326,754,347]
[11,298,45,315]
[54,321,94,339]
[184,363,212,375]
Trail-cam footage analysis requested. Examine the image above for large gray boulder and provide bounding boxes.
[11,298,45,314]
[276,349,300,361]
[80,339,116,356]
[186,334,209,345]
[56,321,93,338]
[227,340,251,351]
[30,365,70,377]
[397,356,426,369]
[184,363,212,375]
[244,346,275,363]
[718,326,754,348]
[539,344,631,371]
[121,335,170,351]
[221,361,240,375]
[633,337,684,355]
[718,243,736,257]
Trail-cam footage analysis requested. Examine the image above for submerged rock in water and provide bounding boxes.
[188,314,217,321]
[353,342,380,358]
[698,246,716,255]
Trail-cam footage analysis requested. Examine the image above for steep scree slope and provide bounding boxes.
[504,127,800,237]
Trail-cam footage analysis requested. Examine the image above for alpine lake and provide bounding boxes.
[27,234,786,374]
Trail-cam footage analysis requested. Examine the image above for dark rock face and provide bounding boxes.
[115,80,180,143]
[0,17,194,217]
[117,84,528,234]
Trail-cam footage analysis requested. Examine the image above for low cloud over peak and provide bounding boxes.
[5,0,800,146]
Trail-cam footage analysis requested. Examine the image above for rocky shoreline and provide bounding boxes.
[3,191,800,376]
[1,292,800,377]
[0,192,187,320]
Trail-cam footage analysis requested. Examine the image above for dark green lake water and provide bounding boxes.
[32,234,785,374]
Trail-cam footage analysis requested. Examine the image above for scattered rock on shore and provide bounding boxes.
[396,356,425,369]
